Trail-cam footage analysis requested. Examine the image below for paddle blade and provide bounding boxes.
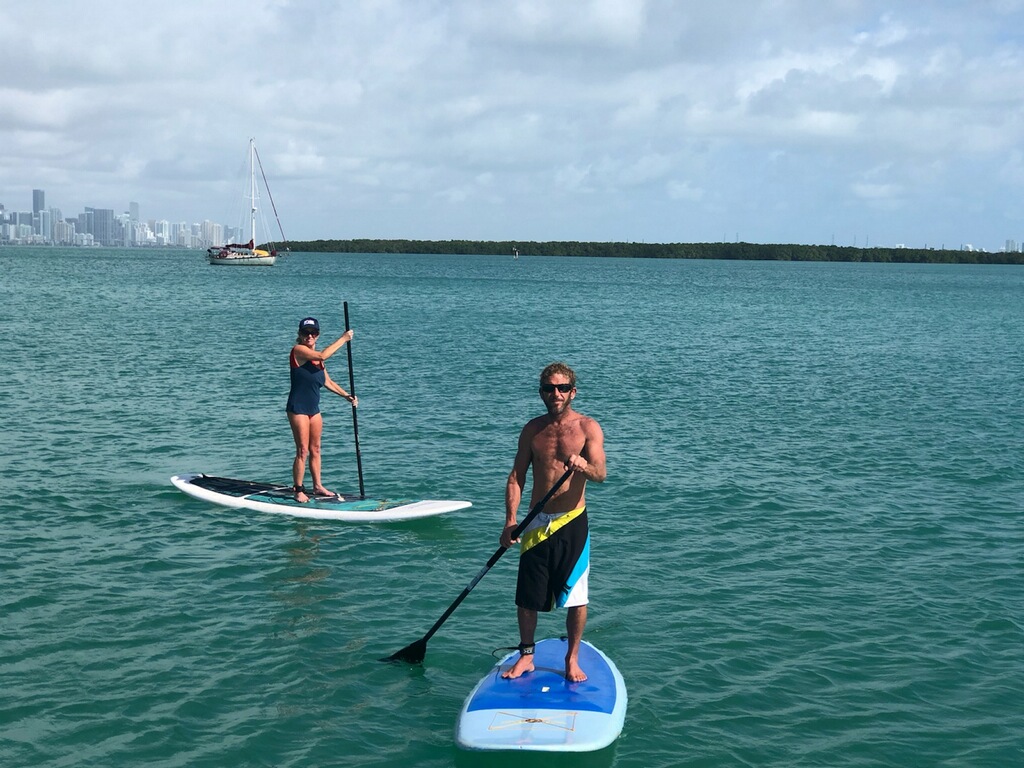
[381,637,427,664]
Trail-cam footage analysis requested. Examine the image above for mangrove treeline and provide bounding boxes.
[282,239,1024,265]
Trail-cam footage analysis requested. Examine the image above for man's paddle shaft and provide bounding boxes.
[383,468,574,663]
[343,301,365,498]
[506,468,575,542]
[414,539,513,647]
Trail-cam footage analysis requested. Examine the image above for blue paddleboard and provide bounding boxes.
[456,637,627,752]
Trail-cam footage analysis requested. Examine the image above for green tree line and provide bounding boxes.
[281,239,1024,265]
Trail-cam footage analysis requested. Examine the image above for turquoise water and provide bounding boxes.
[1,247,1021,767]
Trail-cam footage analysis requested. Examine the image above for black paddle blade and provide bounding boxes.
[380,637,427,664]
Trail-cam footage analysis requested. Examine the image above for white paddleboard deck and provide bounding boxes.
[171,473,471,522]
[456,637,627,752]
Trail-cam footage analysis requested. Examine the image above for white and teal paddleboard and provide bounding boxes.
[456,637,627,752]
[171,473,471,522]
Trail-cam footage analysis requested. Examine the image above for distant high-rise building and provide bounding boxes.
[78,209,95,237]
[33,189,45,214]
[53,218,75,245]
[38,210,52,240]
[129,201,140,222]
[200,219,223,248]
[86,207,116,246]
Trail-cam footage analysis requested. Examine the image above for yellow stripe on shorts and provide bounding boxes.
[520,506,586,554]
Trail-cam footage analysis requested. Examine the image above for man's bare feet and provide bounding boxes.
[565,656,588,683]
[312,485,336,498]
[294,487,310,503]
[501,653,535,679]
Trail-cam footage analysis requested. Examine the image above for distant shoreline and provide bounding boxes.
[5,239,1022,264]
[286,239,1023,265]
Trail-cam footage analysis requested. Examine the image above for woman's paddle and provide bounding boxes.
[343,301,365,498]
[381,467,574,664]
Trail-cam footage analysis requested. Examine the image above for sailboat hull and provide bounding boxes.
[207,249,276,266]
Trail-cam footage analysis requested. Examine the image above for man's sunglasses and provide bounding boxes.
[540,383,574,393]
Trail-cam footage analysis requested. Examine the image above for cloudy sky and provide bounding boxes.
[3,1,1024,249]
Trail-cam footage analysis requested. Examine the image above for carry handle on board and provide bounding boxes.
[381,468,574,664]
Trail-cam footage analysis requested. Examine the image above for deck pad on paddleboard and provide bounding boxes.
[456,637,626,752]
[171,473,471,522]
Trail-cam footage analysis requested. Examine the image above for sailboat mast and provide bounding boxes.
[249,137,257,248]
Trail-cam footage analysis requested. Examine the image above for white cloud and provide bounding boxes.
[271,141,328,176]
[2,1,1024,249]
[667,180,704,202]
[851,182,901,201]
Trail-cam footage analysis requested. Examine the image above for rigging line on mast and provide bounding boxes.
[253,143,289,248]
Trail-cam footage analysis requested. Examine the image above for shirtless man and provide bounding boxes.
[499,362,607,682]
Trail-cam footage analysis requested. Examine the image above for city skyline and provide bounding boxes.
[1,187,246,248]
[1,184,1016,253]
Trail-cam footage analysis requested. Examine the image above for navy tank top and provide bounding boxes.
[286,350,325,415]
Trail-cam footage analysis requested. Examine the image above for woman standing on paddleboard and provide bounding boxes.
[286,317,357,502]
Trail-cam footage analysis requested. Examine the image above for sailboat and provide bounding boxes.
[207,138,287,266]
